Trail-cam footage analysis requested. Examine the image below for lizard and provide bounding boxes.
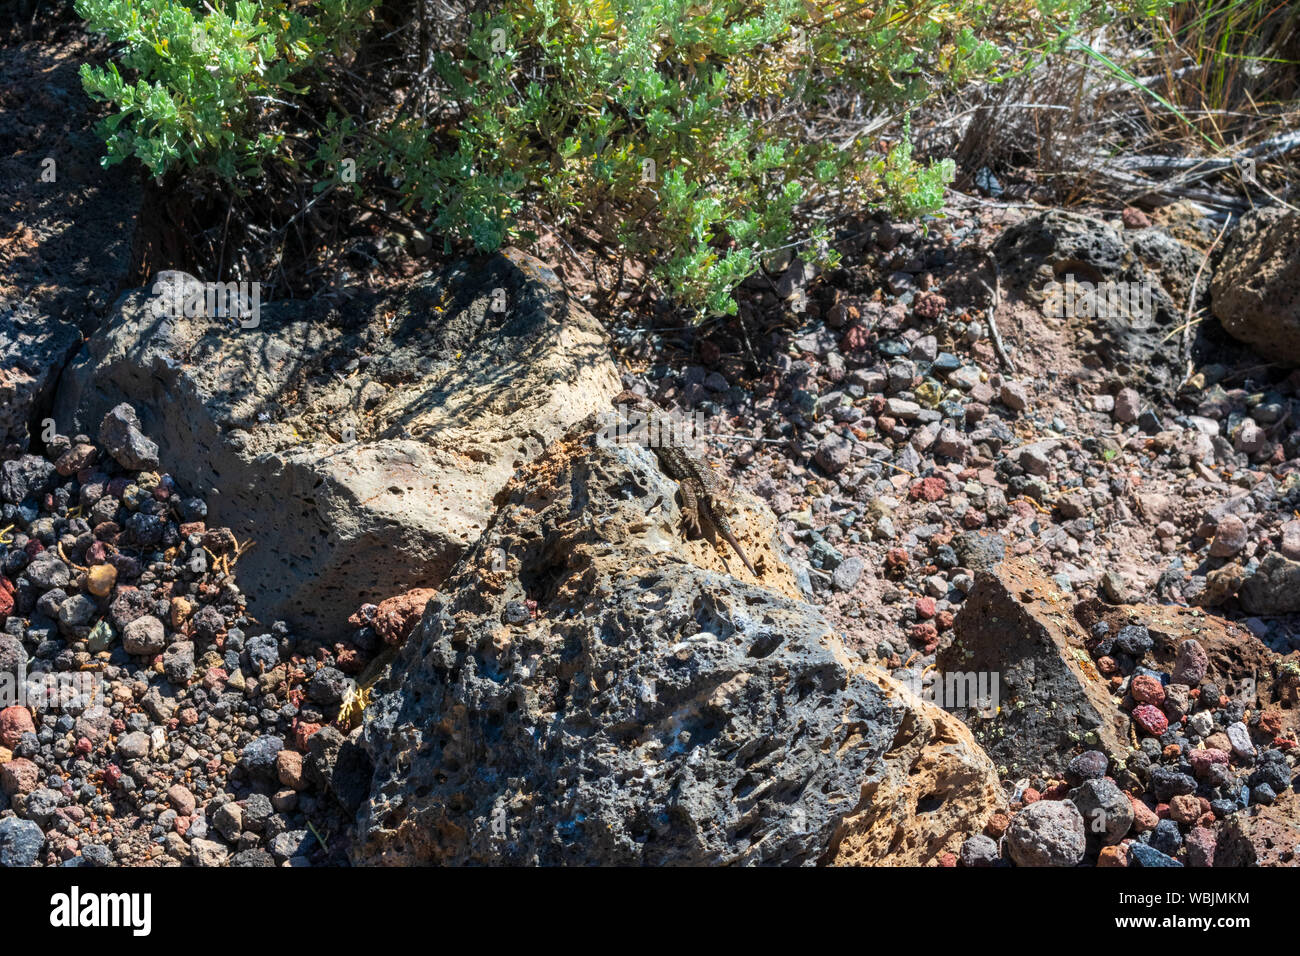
[612,390,757,576]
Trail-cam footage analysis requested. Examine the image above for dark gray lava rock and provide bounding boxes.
[353,420,999,866]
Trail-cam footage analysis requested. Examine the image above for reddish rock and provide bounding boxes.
[348,588,437,646]
[292,721,322,752]
[915,597,937,619]
[909,477,947,502]
[1133,703,1168,737]
[167,784,197,816]
[1260,710,1284,736]
[914,291,947,320]
[1076,597,1300,743]
[1130,795,1159,832]
[1130,674,1165,705]
[840,325,871,352]
[0,707,34,748]
[984,811,1011,838]
[938,851,957,867]
[277,750,305,790]
[1185,826,1216,867]
[1021,788,1041,805]
[1098,844,1129,867]
[0,756,39,795]
[908,621,938,651]
[1121,207,1152,229]
[54,443,97,476]
[1041,782,1070,800]
[1189,747,1229,779]
[1168,794,1200,824]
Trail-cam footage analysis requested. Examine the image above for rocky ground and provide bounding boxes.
[3,26,1300,868]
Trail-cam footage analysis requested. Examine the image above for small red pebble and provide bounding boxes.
[908,621,938,646]
[840,325,872,353]
[962,510,986,529]
[103,764,122,787]
[1162,744,1181,759]
[935,610,954,631]
[915,597,937,619]
[1021,788,1041,804]
[938,852,957,867]
[885,548,909,572]
[1121,207,1152,229]
[1130,673,1165,705]
[909,477,947,502]
[0,589,11,618]
[0,706,35,748]
[984,812,1011,837]
[1098,845,1129,867]
[1155,803,1171,819]
[1096,656,1118,676]
[293,721,322,752]
[1041,782,1070,800]
[1133,703,1168,736]
[75,737,92,756]
[1259,710,1284,735]
[1275,737,1297,749]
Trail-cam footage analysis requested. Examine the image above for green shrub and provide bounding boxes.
[78,0,1143,314]
[75,0,375,180]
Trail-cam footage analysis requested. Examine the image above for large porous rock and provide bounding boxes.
[1239,553,1300,615]
[1212,207,1300,363]
[937,558,1131,779]
[55,250,620,637]
[1215,793,1300,867]
[0,43,138,452]
[0,298,82,451]
[994,210,1203,391]
[353,421,1002,866]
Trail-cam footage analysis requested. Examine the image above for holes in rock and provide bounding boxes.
[748,633,782,659]
[916,793,945,814]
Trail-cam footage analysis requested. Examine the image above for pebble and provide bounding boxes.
[122,615,167,656]
[1129,842,1182,868]
[1114,388,1141,423]
[1209,514,1248,557]
[831,556,865,592]
[1226,722,1256,761]
[0,816,45,867]
[1004,800,1086,867]
[958,833,1000,867]
[1069,778,1133,845]
[1171,639,1208,685]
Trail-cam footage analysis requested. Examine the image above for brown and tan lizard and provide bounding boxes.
[613,390,757,576]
